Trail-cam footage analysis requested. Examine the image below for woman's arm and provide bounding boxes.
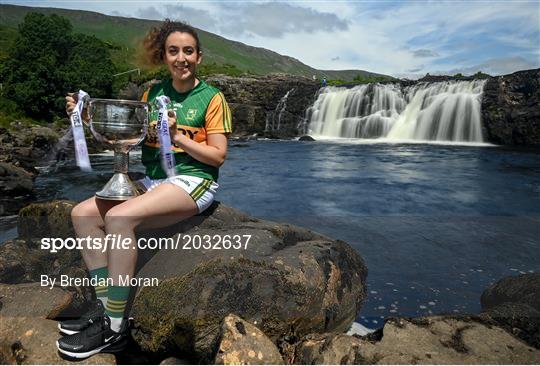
[166,110,227,167]
[172,131,228,168]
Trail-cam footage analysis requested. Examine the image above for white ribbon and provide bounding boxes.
[155,95,176,177]
[70,90,91,172]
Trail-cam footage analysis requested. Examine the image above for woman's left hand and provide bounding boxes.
[167,109,179,142]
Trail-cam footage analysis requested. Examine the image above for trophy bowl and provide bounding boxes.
[87,98,149,200]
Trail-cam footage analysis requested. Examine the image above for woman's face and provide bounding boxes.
[164,31,201,82]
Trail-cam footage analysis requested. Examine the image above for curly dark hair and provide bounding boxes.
[142,19,201,66]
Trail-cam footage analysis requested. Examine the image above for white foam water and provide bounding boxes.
[347,321,376,336]
[306,80,487,144]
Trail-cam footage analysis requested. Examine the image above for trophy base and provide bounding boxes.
[95,173,145,201]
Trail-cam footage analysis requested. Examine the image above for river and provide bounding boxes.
[2,138,539,328]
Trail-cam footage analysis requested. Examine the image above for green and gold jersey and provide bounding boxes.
[141,78,232,181]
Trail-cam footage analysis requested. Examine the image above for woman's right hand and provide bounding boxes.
[65,93,89,121]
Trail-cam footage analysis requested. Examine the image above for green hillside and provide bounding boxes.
[0,4,393,81]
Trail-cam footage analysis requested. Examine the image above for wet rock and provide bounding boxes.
[215,314,283,365]
[0,124,60,174]
[480,273,540,348]
[0,162,34,216]
[481,302,540,349]
[0,283,114,364]
[481,273,540,311]
[298,135,315,141]
[482,69,540,145]
[294,316,540,364]
[131,203,367,362]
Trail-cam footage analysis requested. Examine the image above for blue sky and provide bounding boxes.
[4,0,540,78]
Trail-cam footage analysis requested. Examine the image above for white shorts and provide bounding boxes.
[137,175,219,213]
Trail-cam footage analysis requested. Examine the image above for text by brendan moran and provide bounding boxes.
[40,275,159,289]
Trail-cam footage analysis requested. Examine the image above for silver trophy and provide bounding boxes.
[86,98,149,200]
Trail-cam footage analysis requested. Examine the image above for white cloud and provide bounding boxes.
[216,2,348,38]
[450,56,538,76]
[413,49,439,58]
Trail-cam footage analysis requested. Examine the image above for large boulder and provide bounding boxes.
[293,316,540,364]
[130,204,367,362]
[17,200,76,239]
[480,273,540,348]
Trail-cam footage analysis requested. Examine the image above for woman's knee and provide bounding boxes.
[71,198,100,221]
[104,204,140,232]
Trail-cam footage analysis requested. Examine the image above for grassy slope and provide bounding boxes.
[0,4,393,81]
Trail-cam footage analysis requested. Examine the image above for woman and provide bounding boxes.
[57,20,232,358]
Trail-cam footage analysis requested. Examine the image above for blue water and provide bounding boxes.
[3,139,540,327]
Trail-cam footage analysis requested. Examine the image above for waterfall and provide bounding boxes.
[306,80,487,143]
[265,88,295,132]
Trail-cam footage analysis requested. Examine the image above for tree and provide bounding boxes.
[0,13,115,121]
[60,33,115,103]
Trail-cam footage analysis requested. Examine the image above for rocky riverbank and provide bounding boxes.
[1,201,539,364]
[206,74,320,138]
[481,68,540,146]
[0,125,60,216]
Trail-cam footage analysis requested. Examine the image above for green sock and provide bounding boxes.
[106,285,131,332]
[89,266,108,306]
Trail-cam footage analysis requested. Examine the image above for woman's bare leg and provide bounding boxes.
[71,197,122,270]
[103,183,199,284]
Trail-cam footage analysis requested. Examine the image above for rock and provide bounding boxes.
[159,357,190,365]
[0,162,34,216]
[0,124,66,216]
[0,237,85,285]
[298,135,315,141]
[17,200,76,239]
[0,124,60,174]
[292,333,363,365]
[480,302,540,349]
[0,283,84,319]
[481,273,540,311]
[293,316,540,364]
[480,273,540,348]
[0,283,114,364]
[215,314,283,365]
[481,69,540,145]
[206,75,320,138]
[130,203,367,362]
[0,201,83,284]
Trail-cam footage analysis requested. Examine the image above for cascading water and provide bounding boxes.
[265,88,295,132]
[306,80,487,143]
